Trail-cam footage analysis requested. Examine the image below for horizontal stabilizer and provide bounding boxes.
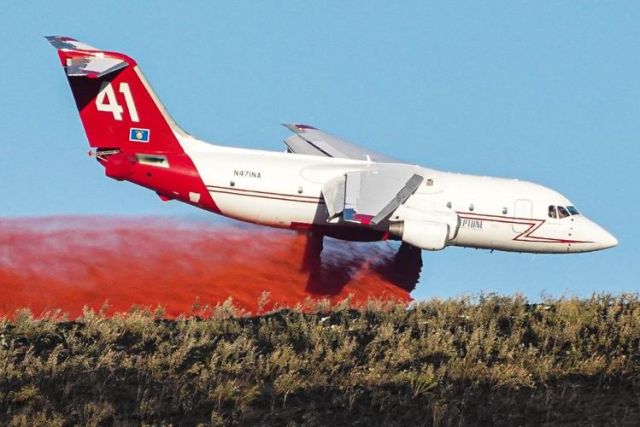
[45,35,99,51]
[65,56,128,78]
[46,36,129,78]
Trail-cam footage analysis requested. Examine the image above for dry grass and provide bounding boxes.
[1,294,639,426]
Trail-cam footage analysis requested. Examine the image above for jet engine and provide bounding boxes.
[388,220,450,251]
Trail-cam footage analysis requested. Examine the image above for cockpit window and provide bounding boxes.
[557,206,570,219]
[567,206,580,215]
[549,205,578,219]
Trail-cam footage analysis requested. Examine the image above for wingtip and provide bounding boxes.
[295,123,317,130]
[282,123,316,133]
[45,35,76,40]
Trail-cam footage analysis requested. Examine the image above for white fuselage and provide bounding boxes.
[46,36,617,256]
[180,137,617,254]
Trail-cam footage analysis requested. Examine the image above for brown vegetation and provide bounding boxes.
[1,294,639,426]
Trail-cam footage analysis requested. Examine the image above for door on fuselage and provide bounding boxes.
[513,199,533,233]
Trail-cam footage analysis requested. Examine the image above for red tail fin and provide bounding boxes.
[47,36,184,154]
[47,36,220,214]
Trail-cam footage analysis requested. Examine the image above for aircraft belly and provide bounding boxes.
[188,152,328,227]
[209,191,326,227]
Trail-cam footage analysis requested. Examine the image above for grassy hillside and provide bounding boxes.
[1,294,639,426]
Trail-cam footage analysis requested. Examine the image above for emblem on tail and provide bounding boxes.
[47,36,220,214]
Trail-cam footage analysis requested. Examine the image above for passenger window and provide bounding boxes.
[548,205,557,219]
[558,206,570,219]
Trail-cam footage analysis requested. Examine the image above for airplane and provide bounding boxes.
[47,36,617,265]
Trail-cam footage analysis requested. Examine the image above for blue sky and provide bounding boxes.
[1,2,638,300]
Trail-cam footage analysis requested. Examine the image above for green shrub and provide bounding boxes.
[1,294,639,425]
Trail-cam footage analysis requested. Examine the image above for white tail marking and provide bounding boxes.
[95,81,139,122]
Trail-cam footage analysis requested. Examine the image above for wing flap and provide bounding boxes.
[321,165,423,225]
[370,174,424,224]
[321,176,346,218]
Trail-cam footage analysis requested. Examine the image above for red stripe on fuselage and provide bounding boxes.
[456,211,592,244]
[207,185,325,204]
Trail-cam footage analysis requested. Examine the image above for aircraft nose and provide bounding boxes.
[600,230,618,249]
[591,222,618,250]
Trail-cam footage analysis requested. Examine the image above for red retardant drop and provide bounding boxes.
[0,217,419,318]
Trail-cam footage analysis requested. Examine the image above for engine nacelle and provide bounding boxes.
[389,220,449,251]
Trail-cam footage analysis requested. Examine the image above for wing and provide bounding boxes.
[321,164,424,225]
[283,124,401,163]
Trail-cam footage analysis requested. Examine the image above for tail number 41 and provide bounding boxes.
[95,81,139,122]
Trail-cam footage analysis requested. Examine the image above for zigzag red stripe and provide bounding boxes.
[457,212,592,244]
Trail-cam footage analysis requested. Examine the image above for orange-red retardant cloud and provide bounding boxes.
[0,217,419,318]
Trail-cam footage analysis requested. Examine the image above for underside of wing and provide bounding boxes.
[320,166,461,251]
[283,124,401,163]
[321,164,423,226]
